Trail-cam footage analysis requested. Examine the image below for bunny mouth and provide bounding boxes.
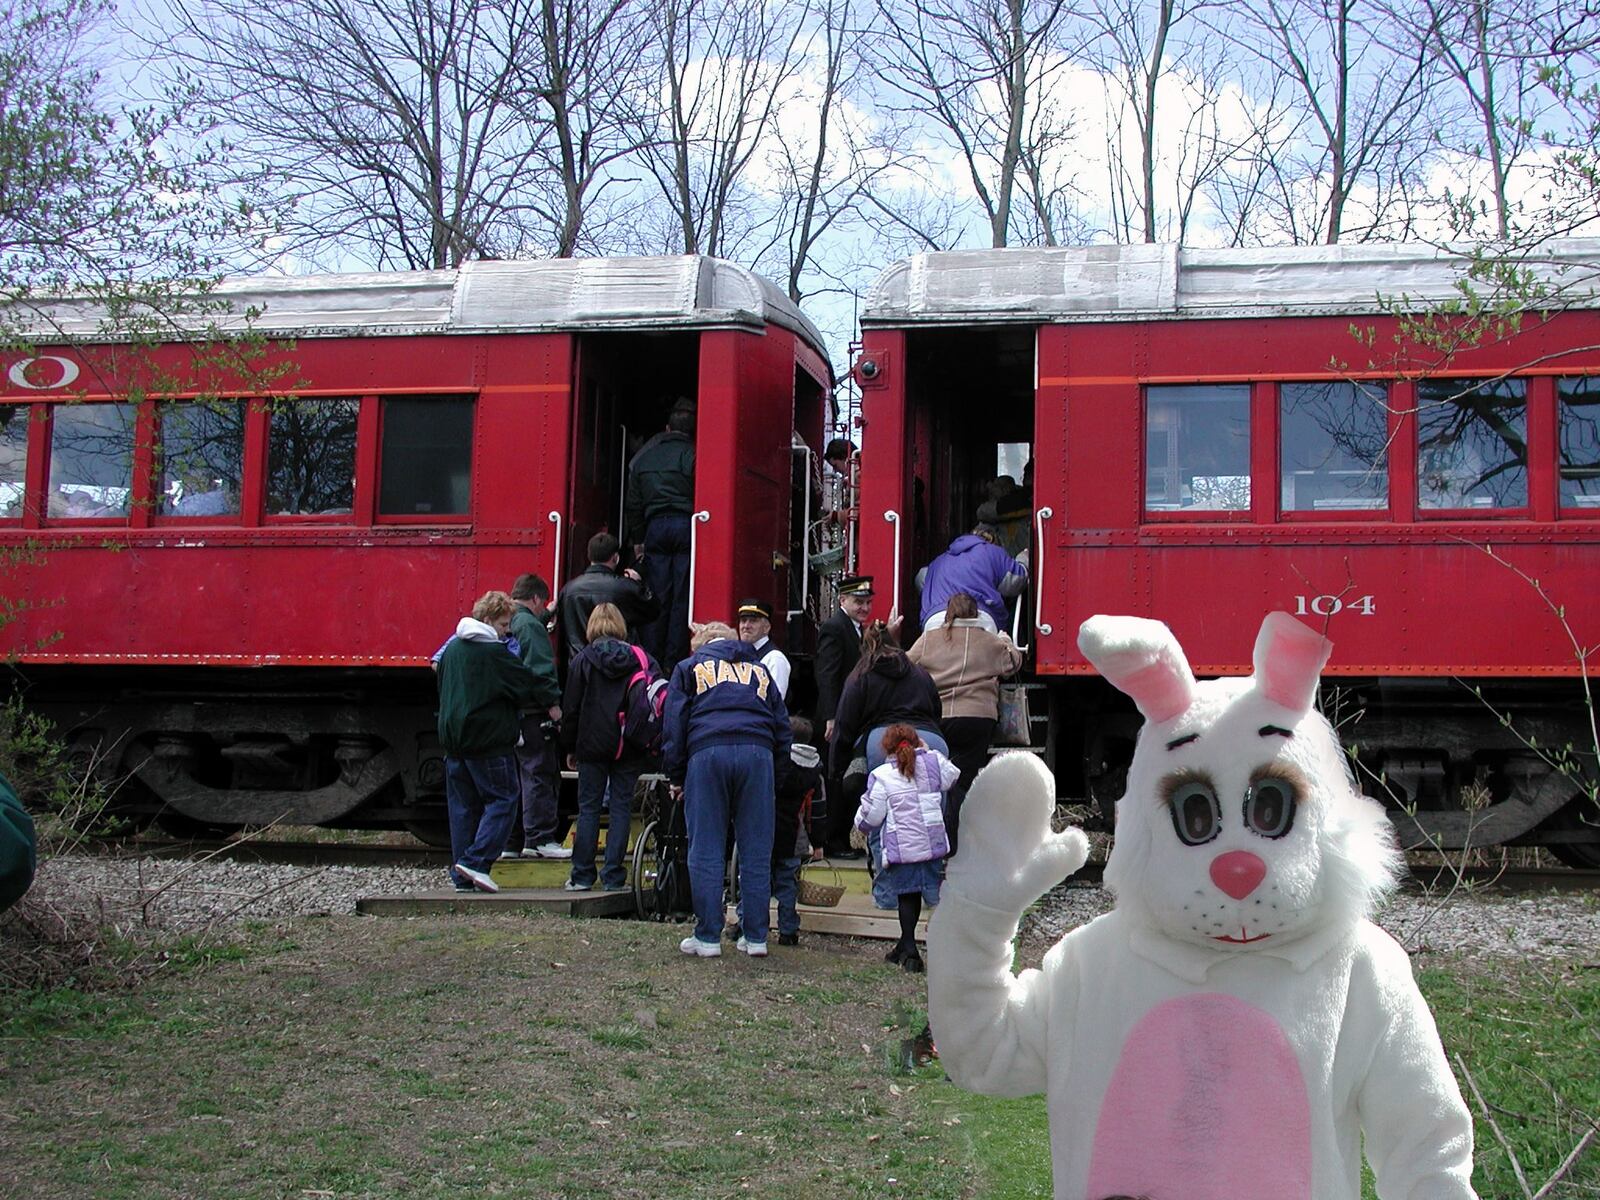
[1215,928,1272,944]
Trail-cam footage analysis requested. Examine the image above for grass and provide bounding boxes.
[3,909,1596,1200]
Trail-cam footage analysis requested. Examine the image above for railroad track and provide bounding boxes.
[85,840,1600,892]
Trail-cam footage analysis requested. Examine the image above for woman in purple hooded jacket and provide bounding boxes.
[854,723,959,974]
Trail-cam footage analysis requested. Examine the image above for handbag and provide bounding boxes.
[993,679,1033,746]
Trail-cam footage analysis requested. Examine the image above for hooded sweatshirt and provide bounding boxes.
[436,617,544,758]
[919,534,1027,629]
[829,651,942,780]
[661,638,792,786]
[561,636,659,764]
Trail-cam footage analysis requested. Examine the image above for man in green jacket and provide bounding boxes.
[508,574,570,860]
[1,769,37,912]
[626,398,696,668]
[437,591,545,892]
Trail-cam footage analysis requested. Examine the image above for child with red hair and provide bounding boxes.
[854,723,959,973]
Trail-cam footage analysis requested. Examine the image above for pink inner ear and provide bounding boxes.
[1255,614,1332,714]
[1118,660,1195,724]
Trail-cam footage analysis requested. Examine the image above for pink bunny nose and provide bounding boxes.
[1210,850,1267,900]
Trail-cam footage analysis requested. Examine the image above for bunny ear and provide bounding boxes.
[1252,611,1332,715]
[1077,616,1196,723]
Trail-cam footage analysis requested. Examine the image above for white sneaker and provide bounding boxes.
[679,936,722,958]
[454,863,499,893]
[736,937,768,958]
[498,849,519,860]
[563,879,592,892]
[526,842,573,860]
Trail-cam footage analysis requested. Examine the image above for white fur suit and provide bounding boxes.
[927,612,1478,1200]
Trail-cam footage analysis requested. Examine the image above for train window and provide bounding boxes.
[1416,378,1527,511]
[1558,377,1600,510]
[157,400,246,518]
[47,402,136,519]
[1279,382,1389,511]
[1145,384,1250,512]
[0,405,27,518]
[378,396,473,517]
[267,397,359,516]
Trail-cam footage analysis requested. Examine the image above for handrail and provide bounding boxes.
[884,509,902,621]
[548,511,563,598]
[1034,507,1054,637]
[792,443,813,621]
[687,509,711,625]
[617,424,629,548]
[1011,578,1028,654]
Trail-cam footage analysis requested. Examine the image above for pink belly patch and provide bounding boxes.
[1085,993,1311,1200]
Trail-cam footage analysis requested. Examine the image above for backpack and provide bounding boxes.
[617,645,668,759]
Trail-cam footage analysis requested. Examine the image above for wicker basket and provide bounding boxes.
[796,860,846,908]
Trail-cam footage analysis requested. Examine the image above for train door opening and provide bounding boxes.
[569,331,699,581]
[902,326,1036,631]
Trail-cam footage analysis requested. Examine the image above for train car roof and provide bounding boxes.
[861,240,1600,325]
[27,255,831,363]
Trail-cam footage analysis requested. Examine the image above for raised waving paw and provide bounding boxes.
[946,751,1089,913]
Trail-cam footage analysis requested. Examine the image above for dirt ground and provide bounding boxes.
[0,912,985,1200]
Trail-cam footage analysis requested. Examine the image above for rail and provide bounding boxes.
[1034,507,1054,637]
[548,510,564,598]
[792,443,813,622]
[883,509,902,621]
[687,509,711,625]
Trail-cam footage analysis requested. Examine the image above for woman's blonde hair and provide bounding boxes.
[691,621,737,650]
[586,602,627,642]
[472,590,515,624]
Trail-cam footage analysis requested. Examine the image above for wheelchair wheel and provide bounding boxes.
[632,819,661,919]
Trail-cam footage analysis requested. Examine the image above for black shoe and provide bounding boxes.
[900,952,925,974]
[724,923,743,942]
[829,845,865,860]
[777,932,799,947]
[885,943,907,965]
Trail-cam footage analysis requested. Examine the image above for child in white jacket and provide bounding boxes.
[855,723,960,973]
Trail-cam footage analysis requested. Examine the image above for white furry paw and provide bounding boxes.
[948,752,1089,913]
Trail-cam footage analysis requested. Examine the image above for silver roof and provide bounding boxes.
[861,240,1600,325]
[30,255,830,364]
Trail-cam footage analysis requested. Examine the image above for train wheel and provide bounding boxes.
[405,820,453,848]
[632,820,661,918]
[1543,795,1600,868]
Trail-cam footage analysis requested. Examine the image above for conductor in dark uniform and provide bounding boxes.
[814,575,874,855]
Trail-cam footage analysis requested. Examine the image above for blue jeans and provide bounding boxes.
[572,761,640,889]
[685,743,775,944]
[642,512,691,668]
[516,714,560,847]
[772,854,801,936]
[445,754,520,880]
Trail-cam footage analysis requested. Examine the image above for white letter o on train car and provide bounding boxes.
[7,356,81,390]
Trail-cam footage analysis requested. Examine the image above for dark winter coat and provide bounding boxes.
[661,638,792,787]
[812,606,864,727]
[510,603,562,710]
[828,651,943,780]
[437,636,545,758]
[560,636,659,765]
[0,770,36,913]
[625,430,696,533]
[555,565,661,670]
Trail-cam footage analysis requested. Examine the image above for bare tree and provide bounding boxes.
[155,0,559,270]
[1219,0,1439,243]
[864,0,1076,248]
[631,0,809,259]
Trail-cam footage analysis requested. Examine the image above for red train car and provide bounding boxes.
[854,241,1600,865]
[0,257,832,839]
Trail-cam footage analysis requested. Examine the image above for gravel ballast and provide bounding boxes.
[26,853,1600,963]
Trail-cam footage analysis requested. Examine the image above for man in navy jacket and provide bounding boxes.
[663,623,791,959]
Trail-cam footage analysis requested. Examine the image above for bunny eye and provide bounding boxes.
[1243,776,1297,839]
[1166,779,1221,846]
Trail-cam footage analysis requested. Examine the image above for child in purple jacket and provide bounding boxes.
[855,723,960,973]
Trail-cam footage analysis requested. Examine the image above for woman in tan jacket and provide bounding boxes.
[907,592,1024,853]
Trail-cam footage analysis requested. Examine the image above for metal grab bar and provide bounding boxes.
[1034,507,1054,637]
[792,444,813,621]
[687,509,711,626]
[884,509,902,621]
[548,511,564,598]
[1011,577,1028,654]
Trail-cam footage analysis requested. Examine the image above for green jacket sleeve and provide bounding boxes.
[0,770,37,913]
[512,609,562,708]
